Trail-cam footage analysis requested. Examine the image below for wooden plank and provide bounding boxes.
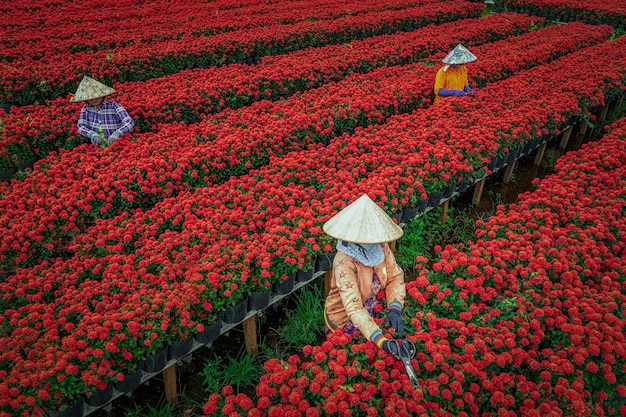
[163,364,178,404]
[439,199,449,223]
[503,160,517,184]
[559,126,572,149]
[534,142,548,166]
[472,178,485,205]
[243,315,258,355]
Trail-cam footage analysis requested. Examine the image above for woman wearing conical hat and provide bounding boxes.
[433,44,477,105]
[71,76,135,147]
[323,194,406,353]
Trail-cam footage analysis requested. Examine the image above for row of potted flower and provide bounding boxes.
[0,13,539,176]
[0,21,607,276]
[202,116,626,416]
[1,0,437,61]
[1,32,624,416]
[495,0,626,28]
[0,0,484,103]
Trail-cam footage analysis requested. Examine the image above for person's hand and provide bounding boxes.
[381,340,399,355]
[106,131,122,146]
[464,86,476,95]
[384,310,405,337]
[88,131,101,145]
[453,90,467,97]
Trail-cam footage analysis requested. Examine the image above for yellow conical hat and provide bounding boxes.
[323,194,403,244]
[70,76,115,103]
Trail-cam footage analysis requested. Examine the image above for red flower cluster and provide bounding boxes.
[199,116,626,416]
[0,0,483,104]
[0,12,534,175]
[0,11,626,415]
[0,20,607,277]
[498,0,626,27]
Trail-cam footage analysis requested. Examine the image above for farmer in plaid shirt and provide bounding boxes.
[72,76,135,147]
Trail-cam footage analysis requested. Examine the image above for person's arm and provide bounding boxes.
[113,103,135,136]
[76,106,95,138]
[433,67,447,97]
[334,258,387,348]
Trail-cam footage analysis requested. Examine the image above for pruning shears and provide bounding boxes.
[388,339,421,389]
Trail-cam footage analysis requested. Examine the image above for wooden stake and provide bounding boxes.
[503,161,516,184]
[577,119,588,138]
[324,270,333,297]
[472,178,485,206]
[559,126,572,149]
[617,94,624,109]
[439,200,449,223]
[243,315,258,355]
[534,142,548,166]
[598,103,609,124]
[163,364,178,404]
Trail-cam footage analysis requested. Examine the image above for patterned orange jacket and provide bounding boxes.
[324,243,405,347]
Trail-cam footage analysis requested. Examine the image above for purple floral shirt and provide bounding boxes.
[77,100,135,139]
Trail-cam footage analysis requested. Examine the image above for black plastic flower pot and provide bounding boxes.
[272,274,295,296]
[47,400,83,417]
[84,383,113,407]
[248,289,271,310]
[193,320,222,345]
[113,365,143,394]
[295,266,314,284]
[400,206,420,224]
[142,347,169,374]
[427,191,443,209]
[222,298,248,324]
[315,252,336,272]
[168,335,194,361]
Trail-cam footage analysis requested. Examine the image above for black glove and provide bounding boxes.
[384,310,405,338]
[381,340,398,355]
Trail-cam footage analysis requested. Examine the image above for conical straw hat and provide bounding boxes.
[323,194,403,244]
[70,76,115,102]
[442,44,477,65]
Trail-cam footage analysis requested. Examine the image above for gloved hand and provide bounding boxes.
[106,131,122,146]
[88,131,102,145]
[463,85,476,94]
[381,340,399,355]
[438,88,466,97]
[384,310,405,337]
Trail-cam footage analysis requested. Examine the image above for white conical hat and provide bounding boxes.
[323,194,404,244]
[442,44,477,65]
[70,76,115,102]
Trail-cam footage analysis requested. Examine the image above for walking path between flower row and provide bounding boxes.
[1,30,624,417]
[0,20,603,276]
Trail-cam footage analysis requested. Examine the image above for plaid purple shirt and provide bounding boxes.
[77,100,135,139]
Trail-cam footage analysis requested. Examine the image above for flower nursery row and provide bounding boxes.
[0,0,483,103]
[1,0,436,63]
[1,33,624,416]
[202,117,626,417]
[0,13,539,176]
[496,0,626,28]
[0,21,607,276]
